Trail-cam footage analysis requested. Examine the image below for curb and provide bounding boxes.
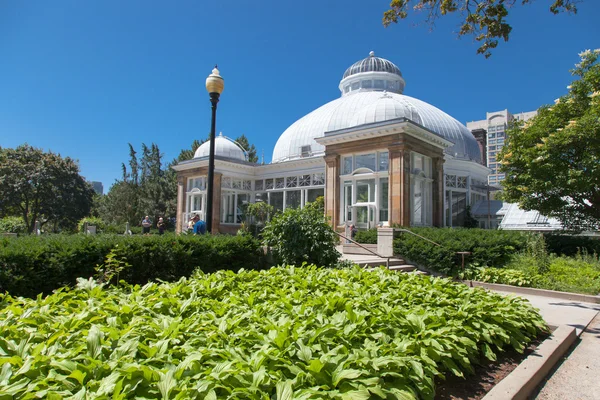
[483,325,577,400]
[463,280,600,304]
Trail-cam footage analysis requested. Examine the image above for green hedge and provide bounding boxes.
[544,234,600,257]
[353,228,378,244]
[0,234,263,298]
[393,227,530,274]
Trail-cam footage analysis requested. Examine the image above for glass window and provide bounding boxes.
[265,179,274,190]
[270,192,284,212]
[497,132,505,138]
[307,188,324,204]
[355,153,376,171]
[286,176,297,188]
[344,181,352,222]
[254,180,263,191]
[344,85,350,93]
[356,179,375,202]
[236,193,248,223]
[386,81,396,91]
[275,177,285,189]
[299,175,311,187]
[489,139,496,145]
[361,80,372,89]
[379,178,388,222]
[451,192,467,227]
[255,192,267,203]
[488,133,496,139]
[378,152,389,171]
[446,175,456,188]
[457,176,467,188]
[343,156,353,175]
[413,180,423,225]
[374,80,384,89]
[351,81,360,90]
[221,191,235,224]
[489,146,496,151]
[312,173,325,186]
[286,190,301,209]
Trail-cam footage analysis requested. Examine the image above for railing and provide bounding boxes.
[333,230,391,270]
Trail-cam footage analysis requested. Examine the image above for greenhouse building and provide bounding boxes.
[172,52,490,234]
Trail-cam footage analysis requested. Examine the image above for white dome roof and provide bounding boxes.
[272,52,481,164]
[194,133,247,161]
[272,91,481,163]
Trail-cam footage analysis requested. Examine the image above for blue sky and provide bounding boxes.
[1,0,599,190]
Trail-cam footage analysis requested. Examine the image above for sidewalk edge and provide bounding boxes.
[482,325,577,400]
[463,280,600,304]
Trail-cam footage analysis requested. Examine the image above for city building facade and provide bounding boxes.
[466,110,537,185]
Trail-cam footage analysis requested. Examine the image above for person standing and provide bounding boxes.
[141,216,152,235]
[157,217,165,235]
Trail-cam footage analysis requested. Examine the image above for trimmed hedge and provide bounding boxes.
[0,234,263,298]
[544,234,600,257]
[392,227,530,274]
[353,228,378,244]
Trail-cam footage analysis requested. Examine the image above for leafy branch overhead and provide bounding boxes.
[383,0,578,57]
[499,50,600,231]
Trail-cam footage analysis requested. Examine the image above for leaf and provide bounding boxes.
[341,389,372,400]
[332,368,363,387]
[276,380,294,400]
[86,325,103,359]
[157,370,177,400]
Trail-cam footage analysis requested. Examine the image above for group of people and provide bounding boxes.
[141,216,166,235]
[187,214,206,235]
[140,215,206,235]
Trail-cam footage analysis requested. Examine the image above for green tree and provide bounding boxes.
[177,138,207,162]
[382,0,578,57]
[0,144,94,232]
[235,134,258,163]
[499,50,600,231]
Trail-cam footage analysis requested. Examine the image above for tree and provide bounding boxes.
[382,0,577,57]
[0,144,94,232]
[499,50,600,231]
[235,134,258,163]
[176,138,206,162]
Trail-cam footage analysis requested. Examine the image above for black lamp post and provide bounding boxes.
[205,65,224,234]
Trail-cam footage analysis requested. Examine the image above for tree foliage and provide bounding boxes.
[0,144,94,232]
[235,134,259,163]
[177,134,258,163]
[499,50,600,231]
[382,0,578,57]
[99,143,176,226]
[262,199,340,268]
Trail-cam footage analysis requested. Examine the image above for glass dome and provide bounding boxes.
[343,51,403,79]
[194,133,247,161]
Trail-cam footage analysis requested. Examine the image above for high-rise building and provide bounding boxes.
[90,181,104,195]
[466,109,537,185]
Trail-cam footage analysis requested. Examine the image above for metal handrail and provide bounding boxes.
[392,228,443,247]
[334,231,390,269]
[392,228,471,271]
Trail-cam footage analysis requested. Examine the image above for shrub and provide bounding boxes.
[544,233,600,257]
[353,228,378,244]
[392,227,529,274]
[0,216,27,234]
[0,266,547,399]
[262,201,340,267]
[461,266,536,287]
[0,234,264,298]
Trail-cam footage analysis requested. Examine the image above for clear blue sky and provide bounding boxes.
[1,0,599,190]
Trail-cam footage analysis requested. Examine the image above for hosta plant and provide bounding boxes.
[0,266,547,399]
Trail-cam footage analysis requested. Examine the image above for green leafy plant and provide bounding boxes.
[262,201,340,267]
[353,228,378,244]
[0,266,547,399]
[95,245,131,284]
[0,217,27,235]
[461,266,536,287]
[77,216,106,233]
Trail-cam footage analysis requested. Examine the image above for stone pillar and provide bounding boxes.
[176,175,186,233]
[390,146,411,226]
[324,154,340,228]
[377,228,395,257]
[400,149,411,226]
[432,157,445,227]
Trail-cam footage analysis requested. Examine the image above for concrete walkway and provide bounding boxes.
[488,288,600,399]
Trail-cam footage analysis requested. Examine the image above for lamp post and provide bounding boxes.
[205,65,224,234]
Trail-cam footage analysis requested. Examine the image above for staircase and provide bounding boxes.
[337,245,422,273]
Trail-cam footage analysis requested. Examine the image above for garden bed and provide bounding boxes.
[0,266,547,399]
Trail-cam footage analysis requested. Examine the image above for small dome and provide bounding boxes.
[194,133,247,161]
[343,51,403,79]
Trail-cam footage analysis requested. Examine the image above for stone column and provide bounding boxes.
[432,157,445,227]
[176,175,186,233]
[390,146,411,226]
[324,154,340,229]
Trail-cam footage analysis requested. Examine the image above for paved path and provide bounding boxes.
[489,289,600,399]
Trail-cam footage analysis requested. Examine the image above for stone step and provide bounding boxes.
[342,243,378,255]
